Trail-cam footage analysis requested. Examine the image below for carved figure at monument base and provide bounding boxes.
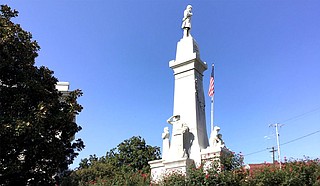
[209,126,225,149]
[162,127,170,160]
[167,115,190,159]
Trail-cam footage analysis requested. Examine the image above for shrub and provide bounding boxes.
[160,171,186,186]
[157,158,320,186]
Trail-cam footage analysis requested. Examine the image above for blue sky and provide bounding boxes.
[3,0,320,168]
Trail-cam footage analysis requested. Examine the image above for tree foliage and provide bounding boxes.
[106,136,161,172]
[63,136,160,185]
[220,150,244,171]
[0,5,84,185]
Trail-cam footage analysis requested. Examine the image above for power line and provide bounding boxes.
[244,129,320,157]
[243,107,320,158]
[243,148,268,156]
[280,106,320,124]
[280,130,320,146]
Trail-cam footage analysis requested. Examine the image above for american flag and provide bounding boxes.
[208,64,214,97]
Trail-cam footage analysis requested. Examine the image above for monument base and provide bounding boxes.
[149,158,194,183]
[201,147,223,171]
[149,147,226,183]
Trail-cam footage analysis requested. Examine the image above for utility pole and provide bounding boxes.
[269,123,283,169]
[268,146,277,164]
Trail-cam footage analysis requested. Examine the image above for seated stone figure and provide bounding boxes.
[209,126,225,149]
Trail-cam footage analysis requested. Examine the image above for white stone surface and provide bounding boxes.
[149,158,194,184]
[55,82,70,91]
[162,127,170,160]
[149,159,166,183]
[209,126,225,149]
[169,36,209,166]
[173,36,200,64]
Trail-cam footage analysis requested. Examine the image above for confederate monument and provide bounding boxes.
[149,5,225,182]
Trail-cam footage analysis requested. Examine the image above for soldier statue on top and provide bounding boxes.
[182,5,193,37]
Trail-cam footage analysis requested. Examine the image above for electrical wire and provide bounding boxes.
[280,130,320,146]
[243,148,268,156]
[244,129,320,157]
[280,106,320,124]
[240,107,320,157]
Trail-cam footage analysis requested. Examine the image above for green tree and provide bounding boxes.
[64,136,160,185]
[0,5,84,185]
[220,150,244,171]
[107,136,161,172]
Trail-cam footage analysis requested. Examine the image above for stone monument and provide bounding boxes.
[149,5,225,183]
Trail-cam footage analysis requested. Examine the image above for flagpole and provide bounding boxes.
[209,64,215,133]
[211,94,214,133]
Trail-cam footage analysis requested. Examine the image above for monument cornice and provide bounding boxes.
[169,58,207,76]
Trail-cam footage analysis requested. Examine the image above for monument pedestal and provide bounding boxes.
[149,158,194,183]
